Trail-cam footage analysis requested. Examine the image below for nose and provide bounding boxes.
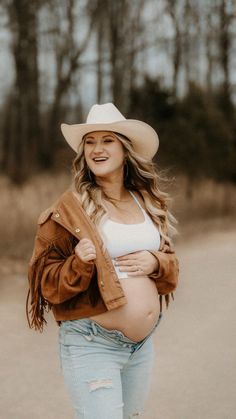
[93,141,103,153]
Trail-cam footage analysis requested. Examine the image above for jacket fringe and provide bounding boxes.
[159,292,175,313]
[26,247,52,332]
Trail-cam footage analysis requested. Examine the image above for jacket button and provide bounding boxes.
[55,213,60,218]
[100,281,104,287]
[75,228,80,233]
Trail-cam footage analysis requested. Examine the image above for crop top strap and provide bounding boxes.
[129,191,145,212]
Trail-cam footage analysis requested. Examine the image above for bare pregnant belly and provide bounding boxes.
[90,276,160,342]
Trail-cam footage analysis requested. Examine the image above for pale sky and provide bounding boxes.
[0,1,235,109]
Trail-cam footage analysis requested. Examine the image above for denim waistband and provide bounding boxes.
[60,313,162,347]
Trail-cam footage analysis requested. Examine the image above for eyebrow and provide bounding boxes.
[85,134,114,140]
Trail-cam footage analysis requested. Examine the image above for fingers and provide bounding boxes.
[115,252,139,262]
[115,251,157,276]
[75,238,96,262]
[115,254,143,271]
[115,252,148,275]
[127,265,144,276]
[117,263,145,276]
[118,264,139,272]
[115,259,136,267]
[115,251,147,265]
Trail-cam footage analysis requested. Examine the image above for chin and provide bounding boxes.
[91,166,120,177]
[95,168,122,180]
[90,163,124,180]
[94,171,113,179]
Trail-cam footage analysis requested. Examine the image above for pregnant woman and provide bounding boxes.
[27,103,179,419]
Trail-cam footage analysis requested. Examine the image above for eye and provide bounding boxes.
[104,138,114,143]
[85,139,94,145]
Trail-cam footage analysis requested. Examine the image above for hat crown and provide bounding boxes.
[86,103,126,124]
[61,102,159,159]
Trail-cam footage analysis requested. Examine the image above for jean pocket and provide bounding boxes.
[59,325,90,346]
[61,319,91,335]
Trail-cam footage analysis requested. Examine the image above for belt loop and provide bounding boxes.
[91,322,98,335]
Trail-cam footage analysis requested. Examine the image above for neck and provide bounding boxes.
[96,174,128,201]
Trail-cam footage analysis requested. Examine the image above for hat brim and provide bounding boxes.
[61,119,159,160]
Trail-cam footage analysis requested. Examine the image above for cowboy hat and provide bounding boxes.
[61,103,159,160]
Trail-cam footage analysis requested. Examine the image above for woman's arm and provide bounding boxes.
[28,233,95,306]
[148,244,179,295]
[27,227,96,331]
[115,244,179,295]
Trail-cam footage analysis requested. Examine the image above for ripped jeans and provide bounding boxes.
[59,314,162,419]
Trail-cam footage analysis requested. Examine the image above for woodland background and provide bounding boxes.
[0,0,236,257]
[1,2,236,418]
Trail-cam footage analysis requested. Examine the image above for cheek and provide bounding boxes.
[84,154,93,170]
[113,145,125,164]
[83,147,90,162]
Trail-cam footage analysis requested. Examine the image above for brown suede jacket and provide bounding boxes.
[27,190,179,331]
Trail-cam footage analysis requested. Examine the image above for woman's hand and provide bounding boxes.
[75,238,96,262]
[115,250,159,276]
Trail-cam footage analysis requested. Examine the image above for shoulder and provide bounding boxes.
[36,189,75,239]
[37,206,55,225]
[37,189,77,225]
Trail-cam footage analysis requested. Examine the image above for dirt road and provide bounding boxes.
[1,229,235,419]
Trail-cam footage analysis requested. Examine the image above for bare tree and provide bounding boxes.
[204,0,235,110]
[205,3,215,92]
[40,0,98,166]
[92,0,146,110]
[182,0,201,88]
[2,0,41,183]
[93,0,106,103]
[165,0,182,96]
[124,0,146,95]
[165,0,201,96]
[106,0,130,108]
[218,0,234,112]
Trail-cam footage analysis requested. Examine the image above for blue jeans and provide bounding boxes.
[59,314,162,419]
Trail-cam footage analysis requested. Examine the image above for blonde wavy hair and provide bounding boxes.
[72,132,176,246]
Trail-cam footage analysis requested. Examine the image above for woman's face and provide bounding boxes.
[83,131,126,179]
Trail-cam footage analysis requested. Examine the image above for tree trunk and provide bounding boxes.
[41,0,96,166]
[4,0,40,183]
[96,2,105,103]
[166,0,182,97]
[205,7,214,92]
[218,0,232,114]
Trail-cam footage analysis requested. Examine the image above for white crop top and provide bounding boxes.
[101,191,160,279]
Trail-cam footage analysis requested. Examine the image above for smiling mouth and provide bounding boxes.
[92,157,108,162]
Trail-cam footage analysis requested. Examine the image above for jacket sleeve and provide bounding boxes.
[148,243,179,295]
[27,229,95,331]
[29,233,95,305]
[41,245,94,305]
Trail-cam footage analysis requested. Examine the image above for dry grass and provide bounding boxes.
[170,175,236,242]
[0,172,71,260]
[172,175,236,220]
[1,172,236,263]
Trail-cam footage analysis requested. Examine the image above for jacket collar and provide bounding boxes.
[38,188,165,251]
[46,190,104,245]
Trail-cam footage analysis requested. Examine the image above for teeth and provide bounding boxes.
[93,157,108,161]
